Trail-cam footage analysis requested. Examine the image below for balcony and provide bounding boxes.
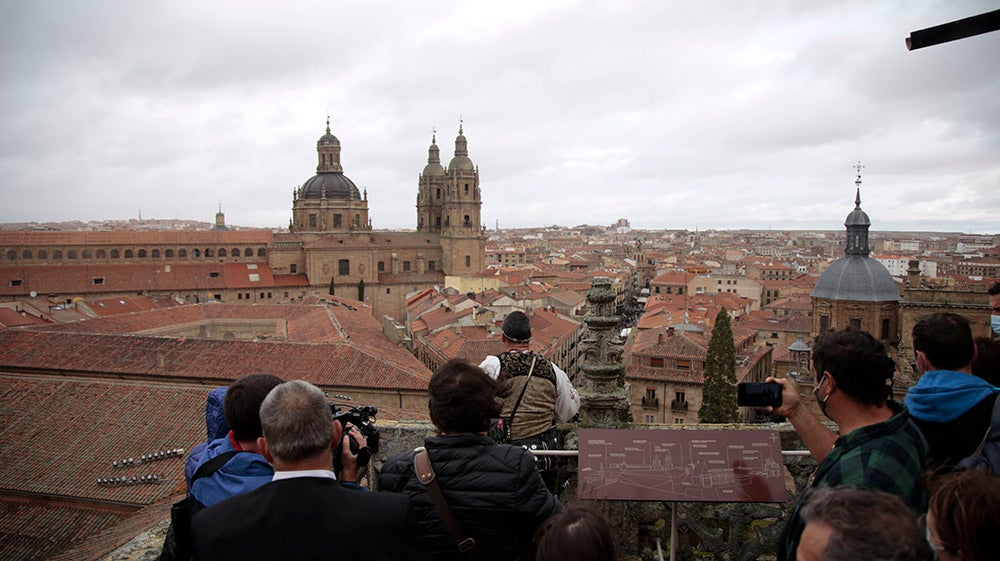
[671,399,689,412]
[641,396,660,409]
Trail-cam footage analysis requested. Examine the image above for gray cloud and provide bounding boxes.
[1,0,997,234]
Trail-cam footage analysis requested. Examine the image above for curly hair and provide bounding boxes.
[811,329,895,406]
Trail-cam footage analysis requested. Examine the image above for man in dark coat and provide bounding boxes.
[191,380,428,561]
[380,359,561,561]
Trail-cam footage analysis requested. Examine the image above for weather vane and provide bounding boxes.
[853,161,865,188]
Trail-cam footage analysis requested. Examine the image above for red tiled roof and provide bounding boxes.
[0,307,50,328]
[0,330,431,391]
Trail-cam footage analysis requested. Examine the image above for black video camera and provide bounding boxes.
[330,404,380,473]
[737,382,782,408]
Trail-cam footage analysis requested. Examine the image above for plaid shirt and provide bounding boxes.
[780,401,928,561]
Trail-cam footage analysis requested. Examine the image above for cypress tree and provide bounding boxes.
[698,307,739,423]
[357,278,365,302]
[328,276,335,296]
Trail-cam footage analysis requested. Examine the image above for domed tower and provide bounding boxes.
[416,131,446,233]
[438,121,486,275]
[291,118,371,233]
[811,165,901,341]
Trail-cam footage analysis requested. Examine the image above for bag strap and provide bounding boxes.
[413,448,488,561]
[191,450,239,482]
[505,355,537,435]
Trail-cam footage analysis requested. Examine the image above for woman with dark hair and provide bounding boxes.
[532,506,617,561]
[379,359,562,561]
[925,469,1000,561]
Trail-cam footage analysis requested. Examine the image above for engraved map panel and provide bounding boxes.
[578,428,787,503]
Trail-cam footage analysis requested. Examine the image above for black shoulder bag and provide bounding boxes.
[160,450,239,561]
[414,447,488,561]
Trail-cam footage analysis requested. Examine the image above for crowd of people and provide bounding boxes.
[158,284,1000,561]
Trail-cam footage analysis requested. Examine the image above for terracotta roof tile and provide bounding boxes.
[0,229,272,246]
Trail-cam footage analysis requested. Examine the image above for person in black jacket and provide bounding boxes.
[380,359,562,561]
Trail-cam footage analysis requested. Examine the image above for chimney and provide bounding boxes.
[658,332,664,344]
[667,326,675,337]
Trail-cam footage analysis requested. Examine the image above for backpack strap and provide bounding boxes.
[413,448,488,561]
[191,450,239,482]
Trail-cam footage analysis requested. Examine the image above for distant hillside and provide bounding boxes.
[1,219,219,231]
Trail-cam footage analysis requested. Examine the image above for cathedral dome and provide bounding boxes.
[448,155,475,171]
[300,172,361,200]
[318,131,339,146]
[423,161,446,176]
[811,255,900,302]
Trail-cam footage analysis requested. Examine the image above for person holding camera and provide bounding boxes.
[765,328,928,561]
[191,380,428,561]
[379,359,562,561]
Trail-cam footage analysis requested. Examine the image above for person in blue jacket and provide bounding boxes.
[906,313,1000,472]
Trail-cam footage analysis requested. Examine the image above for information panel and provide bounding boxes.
[578,428,787,503]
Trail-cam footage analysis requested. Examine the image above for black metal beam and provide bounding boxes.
[906,9,1000,50]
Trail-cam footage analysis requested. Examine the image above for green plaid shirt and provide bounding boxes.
[781,401,928,561]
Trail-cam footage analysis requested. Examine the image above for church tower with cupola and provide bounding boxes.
[436,122,486,275]
[416,131,446,234]
[290,118,371,233]
[811,164,901,341]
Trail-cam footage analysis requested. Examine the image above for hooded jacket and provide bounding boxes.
[904,370,1000,471]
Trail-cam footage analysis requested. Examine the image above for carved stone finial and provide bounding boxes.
[579,277,632,428]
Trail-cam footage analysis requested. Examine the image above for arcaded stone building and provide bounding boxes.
[0,121,488,321]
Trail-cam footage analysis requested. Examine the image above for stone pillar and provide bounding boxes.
[579,277,632,428]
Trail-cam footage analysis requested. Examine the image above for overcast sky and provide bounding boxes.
[1,1,997,233]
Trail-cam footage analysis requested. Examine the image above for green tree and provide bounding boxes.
[357,278,365,302]
[328,276,335,296]
[698,307,739,423]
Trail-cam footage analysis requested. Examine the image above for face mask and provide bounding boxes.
[992,315,1000,336]
[813,375,833,421]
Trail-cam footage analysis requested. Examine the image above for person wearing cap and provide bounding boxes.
[479,311,580,448]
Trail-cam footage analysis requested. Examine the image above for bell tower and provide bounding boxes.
[439,121,485,275]
[417,130,446,233]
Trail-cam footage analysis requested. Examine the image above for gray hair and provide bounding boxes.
[799,486,932,561]
[259,380,332,463]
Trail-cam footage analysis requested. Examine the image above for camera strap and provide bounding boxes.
[413,447,488,561]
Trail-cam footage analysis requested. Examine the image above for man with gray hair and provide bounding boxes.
[796,486,932,561]
[191,380,428,560]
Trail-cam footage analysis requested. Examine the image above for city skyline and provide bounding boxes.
[1,1,998,233]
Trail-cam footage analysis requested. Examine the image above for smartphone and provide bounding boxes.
[737,382,782,407]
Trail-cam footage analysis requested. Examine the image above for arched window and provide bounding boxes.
[38,250,48,259]
[52,250,63,259]
[124,249,134,259]
[205,248,214,257]
[178,249,188,258]
[232,248,240,258]
[95,249,106,259]
[110,249,119,259]
[6,250,16,261]
[67,250,77,259]
[22,250,32,260]
[192,249,200,258]
[245,248,253,257]
[218,248,227,257]
[257,248,266,257]
[138,249,147,258]
[164,249,174,258]
[82,249,92,259]
[151,249,160,258]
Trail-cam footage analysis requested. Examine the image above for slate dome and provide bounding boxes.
[299,172,361,200]
[811,255,900,302]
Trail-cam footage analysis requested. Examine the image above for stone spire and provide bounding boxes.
[579,277,631,428]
